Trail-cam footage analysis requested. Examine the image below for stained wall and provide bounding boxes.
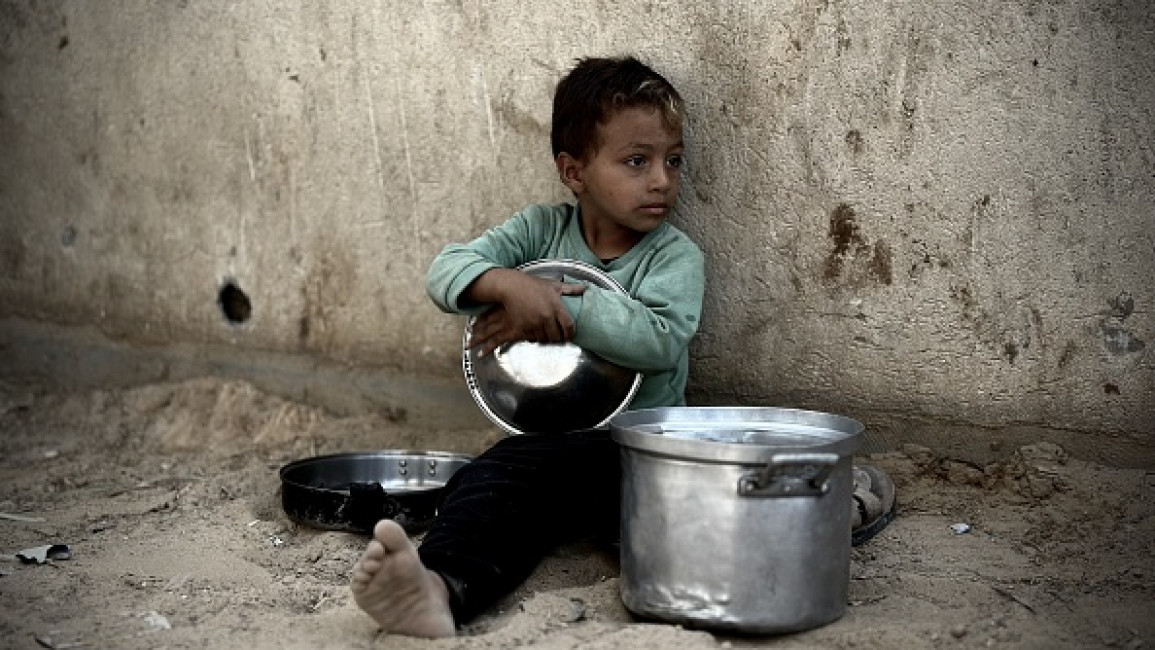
[1,0,1151,463]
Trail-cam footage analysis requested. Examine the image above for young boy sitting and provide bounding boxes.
[348,55,897,639]
[350,55,704,638]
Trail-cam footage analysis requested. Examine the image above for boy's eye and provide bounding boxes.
[625,155,647,167]
[666,154,685,168]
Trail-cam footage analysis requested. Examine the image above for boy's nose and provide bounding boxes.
[649,166,672,191]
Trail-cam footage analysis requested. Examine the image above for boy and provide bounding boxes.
[350,55,704,638]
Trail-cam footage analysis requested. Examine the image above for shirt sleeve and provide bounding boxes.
[425,209,543,315]
[567,240,706,373]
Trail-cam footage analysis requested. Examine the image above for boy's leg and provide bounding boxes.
[417,429,620,623]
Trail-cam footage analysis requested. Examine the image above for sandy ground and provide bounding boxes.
[0,376,1152,650]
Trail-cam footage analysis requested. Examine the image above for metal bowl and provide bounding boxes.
[463,259,642,435]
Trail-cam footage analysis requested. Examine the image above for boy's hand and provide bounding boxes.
[466,269,586,356]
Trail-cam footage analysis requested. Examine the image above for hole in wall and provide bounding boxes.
[218,280,252,324]
[60,225,77,247]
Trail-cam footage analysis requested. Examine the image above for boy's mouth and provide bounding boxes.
[639,203,669,216]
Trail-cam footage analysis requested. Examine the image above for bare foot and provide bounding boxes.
[350,520,456,638]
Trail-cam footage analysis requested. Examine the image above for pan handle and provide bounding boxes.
[339,482,403,531]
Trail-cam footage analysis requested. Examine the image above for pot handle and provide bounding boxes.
[737,453,840,498]
[339,482,403,531]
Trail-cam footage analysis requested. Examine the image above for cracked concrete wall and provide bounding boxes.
[1,1,1152,462]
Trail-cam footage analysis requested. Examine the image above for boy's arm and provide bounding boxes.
[426,206,585,350]
[426,211,539,315]
[565,242,705,373]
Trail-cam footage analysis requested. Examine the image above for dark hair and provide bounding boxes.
[551,56,684,161]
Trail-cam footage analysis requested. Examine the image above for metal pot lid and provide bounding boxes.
[610,406,863,463]
[463,259,643,435]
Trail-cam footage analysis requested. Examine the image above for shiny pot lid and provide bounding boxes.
[611,406,863,463]
[463,259,642,435]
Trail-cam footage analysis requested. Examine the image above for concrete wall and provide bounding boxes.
[1,1,1152,464]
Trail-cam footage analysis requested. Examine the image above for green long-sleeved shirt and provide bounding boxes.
[427,202,705,410]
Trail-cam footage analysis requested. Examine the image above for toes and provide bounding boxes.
[361,539,385,559]
[352,522,417,591]
[353,558,381,579]
[350,572,370,590]
[373,519,412,552]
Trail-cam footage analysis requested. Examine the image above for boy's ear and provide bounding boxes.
[555,152,585,194]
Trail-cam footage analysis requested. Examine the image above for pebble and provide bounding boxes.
[950,624,968,639]
[142,611,171,631]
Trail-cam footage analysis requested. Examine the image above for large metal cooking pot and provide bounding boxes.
[610,406,863,634]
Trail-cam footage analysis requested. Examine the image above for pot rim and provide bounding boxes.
[279,449,475,493]
[610,406,863,463]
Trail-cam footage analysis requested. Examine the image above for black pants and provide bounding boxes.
[416,429,620,623]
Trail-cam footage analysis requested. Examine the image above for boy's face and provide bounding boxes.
[558,107,684,241]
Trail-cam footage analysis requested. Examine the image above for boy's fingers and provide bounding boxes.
[469,318,501,351]
[542,320,562,344]
[473,333,507,357]
[468,331,490,352]
[471,310,508,345]
[560,314,576,341]
[555,282,586,296]
[469,318,489,345]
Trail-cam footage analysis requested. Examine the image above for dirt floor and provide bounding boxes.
[0,376,1152,650]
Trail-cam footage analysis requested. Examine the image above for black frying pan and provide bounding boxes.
[279,450,473,534]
